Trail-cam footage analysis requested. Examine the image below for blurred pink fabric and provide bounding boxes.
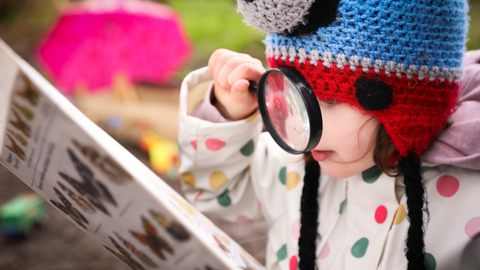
[37,0,191,94]
[423,50,480,170]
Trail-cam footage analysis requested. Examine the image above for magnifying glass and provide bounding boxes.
[249,66,322,155]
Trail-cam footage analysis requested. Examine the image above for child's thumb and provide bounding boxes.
[231,79,253,101]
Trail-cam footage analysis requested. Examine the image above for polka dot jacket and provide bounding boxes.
[177,67,480,270]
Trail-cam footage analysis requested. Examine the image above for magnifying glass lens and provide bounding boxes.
[264,70,310,151]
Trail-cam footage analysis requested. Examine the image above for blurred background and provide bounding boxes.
[0,0,479,269]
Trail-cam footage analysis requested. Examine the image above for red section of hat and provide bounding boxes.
[267,57,459,157]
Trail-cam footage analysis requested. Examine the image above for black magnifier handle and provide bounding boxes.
[248,81,259,94]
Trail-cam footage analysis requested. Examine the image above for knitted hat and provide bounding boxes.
[237,1,469,269]
[240,0,468,157]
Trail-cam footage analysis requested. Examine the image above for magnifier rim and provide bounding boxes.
[257,66,322,154]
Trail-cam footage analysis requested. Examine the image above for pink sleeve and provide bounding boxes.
[462,50,480,66]
[422,50,480,170]
[190,82,230,123]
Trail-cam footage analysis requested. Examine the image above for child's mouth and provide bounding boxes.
[311,150,334,162]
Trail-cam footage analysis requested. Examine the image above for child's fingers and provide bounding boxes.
[208,49,230,76]
[217,57,250,89]
[208,49,263,120]
[217,57,263,91]
[211,50,237,78]
[226,62,265,88]
[230,79,257,105]
[210,50,255,85]
[231,79,250,93]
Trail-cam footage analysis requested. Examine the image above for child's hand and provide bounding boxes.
[208,49,266,121]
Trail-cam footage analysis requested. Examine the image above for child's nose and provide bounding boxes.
[236,0,341,36]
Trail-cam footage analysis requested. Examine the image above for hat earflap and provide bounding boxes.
[298,157,321,270]
[398,151,427,270]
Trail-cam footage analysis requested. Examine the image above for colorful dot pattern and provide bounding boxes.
[318,242,330,259]
[424,253,436,270]
[351,238,369,258]
[421,165,431,171]
[393,204,406,225]
[436,175,460,198]
[317,169,401,268]
[286,171,301,190]
[362,166,382,184]
[190,140,197,150]
[181,172,195,188]
[465,217,480,239]
[375,206,387,224]
[244,110,260,122]
[178,77,480,270]
[279,167,287,185]
[209,171,228,190]
[217,189,231,207]
[240,139,254,156]
[205,138,226,151]
[339,200,346,214]
[236,215,253,223]
[291,219,301,240]
[276,244,287,261]
[194,190,203,201]
[289,255,297,270]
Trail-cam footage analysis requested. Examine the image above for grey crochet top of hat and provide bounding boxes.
[236,0,316,34]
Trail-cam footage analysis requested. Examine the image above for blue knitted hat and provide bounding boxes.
[238,0,469,157]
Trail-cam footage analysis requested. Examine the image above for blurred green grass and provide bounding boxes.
[164,0,265,80]
[467,0,480,50]
[169,0,264,57]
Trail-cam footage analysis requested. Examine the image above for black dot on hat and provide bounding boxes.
[354,77,393,111]
[284,0,341,36]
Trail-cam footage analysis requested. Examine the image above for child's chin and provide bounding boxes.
[317,157,376,179]
[323,170,357,179]
[318,163,362,179]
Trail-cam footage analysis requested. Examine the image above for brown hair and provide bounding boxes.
[373,124,400,177]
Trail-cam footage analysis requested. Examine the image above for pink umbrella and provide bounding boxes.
[37,0,191,94]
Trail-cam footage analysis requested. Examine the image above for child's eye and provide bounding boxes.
[325,99,337,105]
[323,98,339,105]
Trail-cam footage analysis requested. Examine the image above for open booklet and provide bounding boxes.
[0,40,265,270]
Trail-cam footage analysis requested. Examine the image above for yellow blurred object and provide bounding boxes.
[139,131,179,180]
[74,72,180,180]
[75,82,179,143]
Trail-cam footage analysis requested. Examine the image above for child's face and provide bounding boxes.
[311,101,378,179]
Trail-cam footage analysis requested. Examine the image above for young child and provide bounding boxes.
[177,1,479,269]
